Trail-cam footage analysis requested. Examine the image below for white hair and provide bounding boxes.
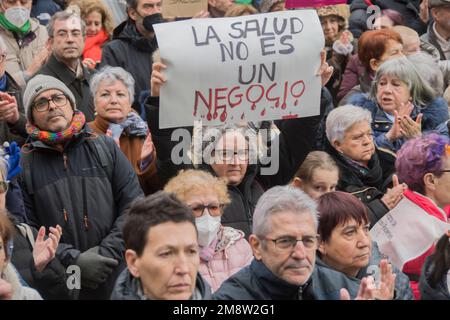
[89,66,135,106]
[252,185,318,237]
[326,105,372,144]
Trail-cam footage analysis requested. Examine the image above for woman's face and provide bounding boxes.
[371,39,404,71]
[85,10,103,36]
[94,79,131,124]
[376,74,411,114]
[183,189,222,218]
[321,15,340,44]
[373,15,394,30]
[319,218,372,277]
[294,168,339,200]
[333,121,375,165]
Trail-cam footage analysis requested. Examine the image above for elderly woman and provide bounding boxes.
[164,169,253,292]
[314,191,413,300]
[324,105,406,226]
[338,29,404,104]
[395,133,450,299]
[88,66,159,195]
[349,57,449,153]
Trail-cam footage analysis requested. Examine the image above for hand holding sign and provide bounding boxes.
[151,62,167,97]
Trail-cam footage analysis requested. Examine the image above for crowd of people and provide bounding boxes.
[0,0,450,301]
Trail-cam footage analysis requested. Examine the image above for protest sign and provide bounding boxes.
[154,10,324,128]
[370,197,450,270]
[285,0,347,9]
[162,0,208,19]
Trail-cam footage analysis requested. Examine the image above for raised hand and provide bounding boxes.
[0,92,19,125]
[340,276,376,300]
[33,225,62,272]
[399,113,422,140]
[381,174,407,210]
[385,110,403,142]
[373,259,396,300]
[150,62,167,97]
[316,49,334,87]
[0,278,12,300]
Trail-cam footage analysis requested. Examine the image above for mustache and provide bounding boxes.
[46,110,65,121]
[285,261,311,269]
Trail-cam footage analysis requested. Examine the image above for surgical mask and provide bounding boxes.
[4,7,30,28]
[142,13,164,33]
[196,214,221,247]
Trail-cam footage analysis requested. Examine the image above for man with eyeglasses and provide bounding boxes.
[36,10,96,121]
[421,0,450,60]
[213,185,377,300]
[18,74,144,299]
[101,0,162,114]
[0,0,50,87]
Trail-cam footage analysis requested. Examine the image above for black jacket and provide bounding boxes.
[18,125,143,298]
[110,269,212,300]
[0,72,27,145]
[348,0,427,38]
[9,214,73,300]
[145,90,328,238]
[101,19,158,113]
[213,259,316,300]
[36,54,96,121]
[324,140,395,226]
[419,256,450,300]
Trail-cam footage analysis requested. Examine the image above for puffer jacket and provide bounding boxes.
[348,0,427,38]
[419,256,450,300]
[18,125,144,299]
[101,19,157,113]
[1,263,42,300]
[421,23,449,61]
[324,139,396,227]
[1,18,48,87]
[314,242,414,300]
[198,226,253,292]
[145,90,327,238]
[349,93,449,152]
[111,269,212,300]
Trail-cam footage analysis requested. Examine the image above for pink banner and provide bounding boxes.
[285,0,347,9]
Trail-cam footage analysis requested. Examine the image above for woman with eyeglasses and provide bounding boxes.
[88,66,159,195]
[325,105,407,227]
[164,169,253,292]
[348,57,448,153]
[313,191,413,300]
[395,133,450,299]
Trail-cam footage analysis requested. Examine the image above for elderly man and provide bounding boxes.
[36,11,95,121]
[213,185,377,300]
[0,0,49,87]
[18,74,143,299]
[111,191,211,300]
[420,0,450,60]
[101,0,162,113]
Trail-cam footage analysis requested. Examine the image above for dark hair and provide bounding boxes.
[0,211,14,260]
[123,191,196,257]
[317,191,369,242]
[428,232,450,288]
[358,29,403,71]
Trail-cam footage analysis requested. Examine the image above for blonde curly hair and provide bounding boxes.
[164,169,231,207]
[75,0,115,36]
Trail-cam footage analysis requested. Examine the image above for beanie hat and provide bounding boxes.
[260,0,284,13]
[23,75,76,123]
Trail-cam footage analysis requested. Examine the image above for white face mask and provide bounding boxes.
[4,7,30,28]
[196,213,221,247]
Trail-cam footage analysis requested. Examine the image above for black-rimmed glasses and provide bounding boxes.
[33,94,68,112]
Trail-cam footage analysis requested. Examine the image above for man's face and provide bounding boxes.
[0,0,32,13]
[31,89,74,132]
[250,211,317,286]
[125,221,200,300]
[50,17,85,63]
[432,5,450,35]
[128,0,162,35]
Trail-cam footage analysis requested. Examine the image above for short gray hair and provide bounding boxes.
[326,105,372,144]
[369,56,436,107]
[252,185,318,237]
[47,11,86,37]
[89,66,135,106]
[406,52,445,96]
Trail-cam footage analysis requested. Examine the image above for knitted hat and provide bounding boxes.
[259,0,284,13]
[23,75,76,123]
[316,5,345,21]
[429,0,450,8]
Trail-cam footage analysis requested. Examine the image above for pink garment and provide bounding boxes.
[198,226,253,292]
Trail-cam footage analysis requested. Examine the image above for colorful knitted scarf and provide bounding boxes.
[26,110,86,145]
